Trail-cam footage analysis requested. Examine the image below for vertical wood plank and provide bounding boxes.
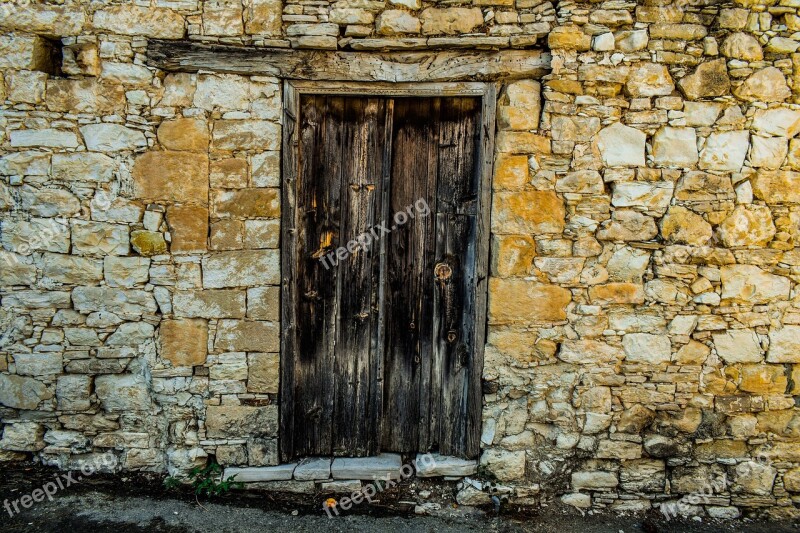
[468,84,497,458]
[431,97,482,457]
[432,213,477,455]
[283,95,345,458]
[280,81,298,461]
[331,97,389,456]
[373,98,394,456]
[381,98,439,453]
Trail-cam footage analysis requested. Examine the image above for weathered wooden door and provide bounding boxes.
[281,89,490,461]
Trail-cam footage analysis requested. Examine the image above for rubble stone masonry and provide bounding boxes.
[1,0,800,520]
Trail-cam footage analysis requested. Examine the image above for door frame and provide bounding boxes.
[279,81,497,461]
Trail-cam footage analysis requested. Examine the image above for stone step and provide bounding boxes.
[331,453,402,480]
[415,453,478,477]
[224,463,297,482]
[293,457,332,481]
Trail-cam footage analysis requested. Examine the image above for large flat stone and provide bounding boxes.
[132,152,209,204]
[205,405,277,438]
[202,250,280,288]
[415,454,477,477]
[224,464,297,482]
[94,374,151,412]
[294,457,332,480]
[488,279,571,324]
[0,374,53,410]
[331,454,402,480]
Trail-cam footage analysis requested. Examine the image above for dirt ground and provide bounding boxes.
[0,463,798,533]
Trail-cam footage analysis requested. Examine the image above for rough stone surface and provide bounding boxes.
[720,265,790,304]
[160,319,208,367]
[734,67,792,102]
[80,124,147,152]
[595,122,646,167]
[622,334,671,365]
[202,251,280,288]
[699,131,749,172]
[678,59,731,100]
[717,205,776,247]
[767,326,800,363]
[416,454,478,477]
[293,458,332,480]
[95,375,151,412]
[652,127,698,168]
[2,0,800,516]
[660,206,712,245]
[205,405,277,439]
[626,63,674,97]
[0,374,52,410]
[419,8,484,36]
[713,331,763,364]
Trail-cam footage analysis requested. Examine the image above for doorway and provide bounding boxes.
[280,82,495,461]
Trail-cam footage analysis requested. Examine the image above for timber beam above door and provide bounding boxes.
[146,39,550,82]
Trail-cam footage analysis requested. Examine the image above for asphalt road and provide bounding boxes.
[0,464,798,533]
[1,490,800,533]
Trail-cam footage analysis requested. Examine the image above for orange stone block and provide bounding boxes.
[160,319,208,367]
[157,118,209,152]
[489,278,571,324]
[132,151,209,204]
[589,283,645,305]
[211,188,280,219]
[167,205,209,253]
[491,235,535,277]
[493,154,529,189]
[739,364,788,394]
[491,190,565,234]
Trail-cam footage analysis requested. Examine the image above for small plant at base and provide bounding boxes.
[163,462,243,499]
[189,462,243,497]
[163,476,182,491]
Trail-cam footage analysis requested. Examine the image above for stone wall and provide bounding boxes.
[1,0,800,520]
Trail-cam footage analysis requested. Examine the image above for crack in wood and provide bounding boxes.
[146,39,550,82]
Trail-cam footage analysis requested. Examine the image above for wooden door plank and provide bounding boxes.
[373,98,395,456]
[381,98,439,453]
[279,81,299,461]
[432,213,477,456]
[331,97,389,456]
[285,95,345,458]
[436,98,481,216]
[468,84,497,458]
[431,97,482,457]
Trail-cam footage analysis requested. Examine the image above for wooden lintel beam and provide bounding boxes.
[146,39,551,82]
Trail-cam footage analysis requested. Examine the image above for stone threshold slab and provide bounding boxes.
[225,463,298,482]
[331,453,403,480]
[415,453,478,477]
[225,453,478,483]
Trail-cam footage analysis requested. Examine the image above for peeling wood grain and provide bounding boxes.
[282,83,493,460]
[146,40,550,82]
